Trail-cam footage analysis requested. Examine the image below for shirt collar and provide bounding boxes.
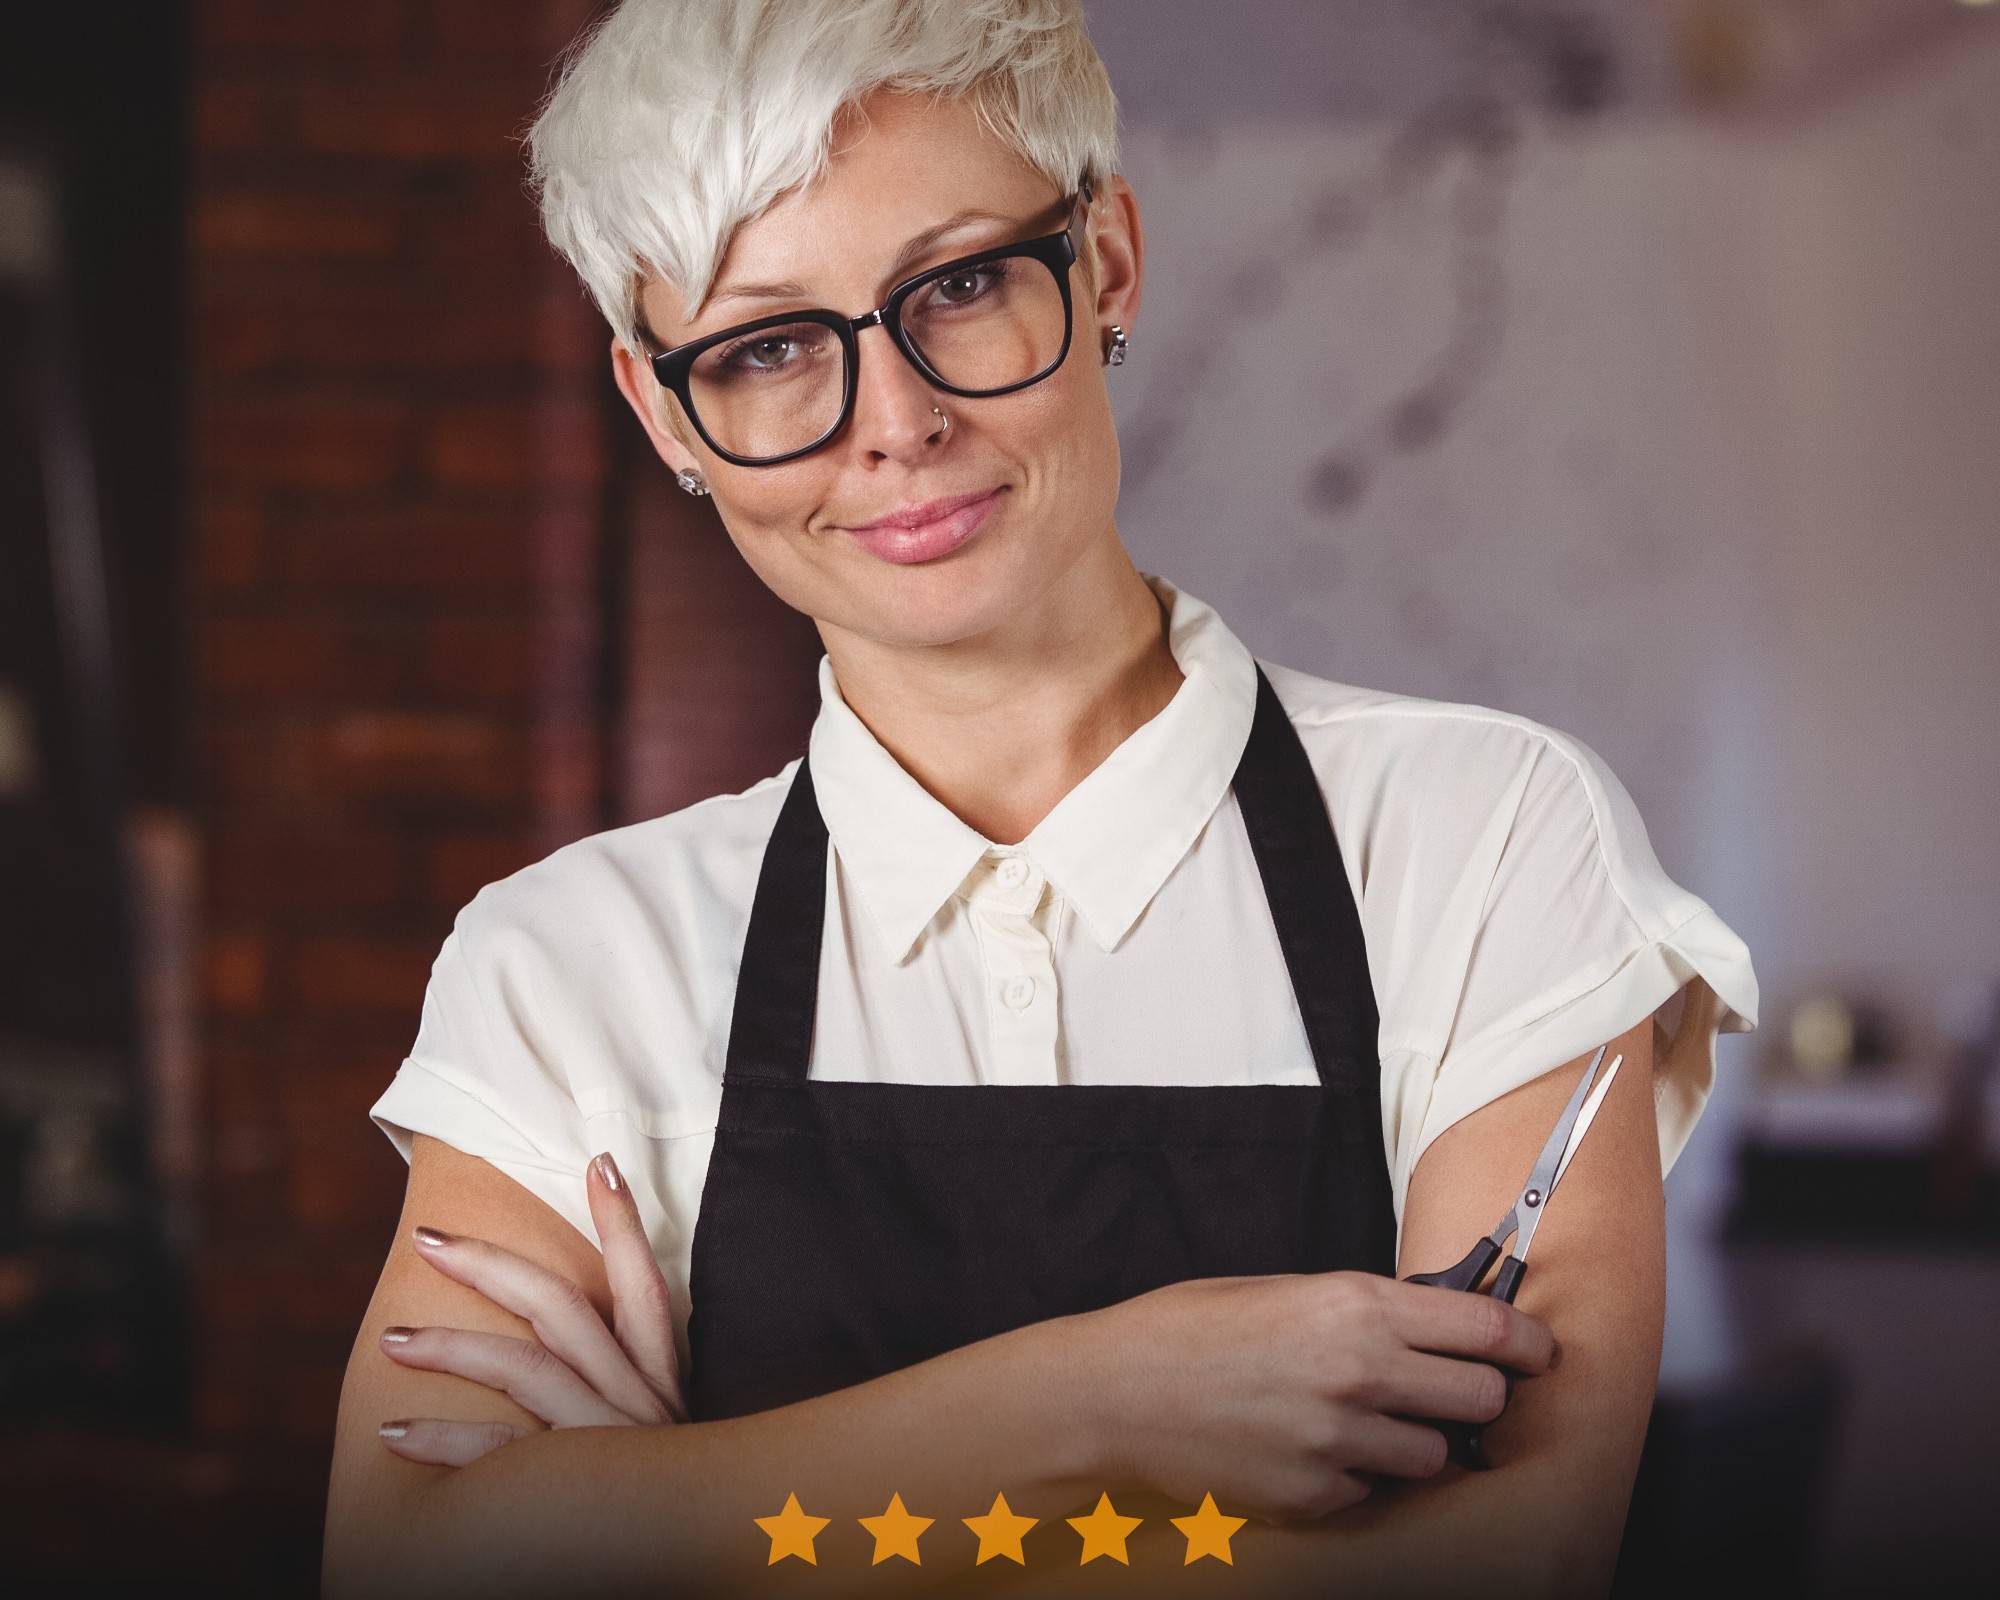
[808,570,1259,965]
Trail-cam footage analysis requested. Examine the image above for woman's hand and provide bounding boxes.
[1081,1270,1558,1523]
[375,1150,687,1465]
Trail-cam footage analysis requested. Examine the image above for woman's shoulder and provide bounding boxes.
[1255,655,1750,1019]
[416,757,801,1074]
[463,756,801,938]
[1254,654,1622,825]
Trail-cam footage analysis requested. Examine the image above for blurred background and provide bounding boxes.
[2,0,1995,1590]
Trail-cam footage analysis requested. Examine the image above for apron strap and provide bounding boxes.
[721,753,830,1082]
[724,660,1380,1092]
[1233,664,1382,1095]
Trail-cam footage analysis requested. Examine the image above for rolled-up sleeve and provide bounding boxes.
[1381,722,1759,1242]
[369,893,600,1248]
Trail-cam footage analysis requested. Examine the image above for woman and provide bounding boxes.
[325,3,1759,1596]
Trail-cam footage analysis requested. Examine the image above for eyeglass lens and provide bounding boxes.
[685,253,1068,461]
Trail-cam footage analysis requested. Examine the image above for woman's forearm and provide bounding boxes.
[330,1307,1125,1599]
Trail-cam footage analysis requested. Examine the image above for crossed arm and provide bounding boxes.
[324,1014,1661,1599]
[954,1011,1665,1600]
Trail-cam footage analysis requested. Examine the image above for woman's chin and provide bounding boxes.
[852,561,1055,649]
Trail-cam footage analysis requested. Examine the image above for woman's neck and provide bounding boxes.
[818,554,1184,845]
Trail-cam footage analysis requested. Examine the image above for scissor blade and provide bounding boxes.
[1507,1044,1610,1264]
[1551,1052,1624,1191]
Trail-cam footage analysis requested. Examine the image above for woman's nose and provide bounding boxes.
[844,322,950,459]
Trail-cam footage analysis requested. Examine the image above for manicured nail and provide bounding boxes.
[413,1225,451,1248]
[593,1151,623,1193]
[378,1420,410,1439]
[380,1326,415,1344]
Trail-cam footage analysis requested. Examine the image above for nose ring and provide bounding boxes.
[932,404,950,435]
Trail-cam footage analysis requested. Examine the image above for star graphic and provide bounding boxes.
[858,1491,934,1565]
[754,1490,830,1565]
[1066,1491,1144,1565]
[1171,1492,1248,1565]
[963,1491,1039,1565]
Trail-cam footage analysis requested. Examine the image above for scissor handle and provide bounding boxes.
[1402,1235,1500,1295]
[1400,1241,1525,1471]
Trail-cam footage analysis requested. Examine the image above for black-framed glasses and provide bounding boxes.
[638,179,1094,467]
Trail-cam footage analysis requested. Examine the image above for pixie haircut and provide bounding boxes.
[522,0,1123,370]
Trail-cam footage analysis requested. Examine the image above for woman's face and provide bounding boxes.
[611,88,1143,651]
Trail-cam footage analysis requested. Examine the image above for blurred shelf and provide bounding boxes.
[1726,1059,1999,1246]
[1738,1069,2000,1158]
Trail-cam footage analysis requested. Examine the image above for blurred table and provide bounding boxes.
[1726,1066,2000,1245]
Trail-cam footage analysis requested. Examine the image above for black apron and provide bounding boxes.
[684,660,1396,1423]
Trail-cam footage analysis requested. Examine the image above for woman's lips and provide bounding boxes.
[842,487,1005,565]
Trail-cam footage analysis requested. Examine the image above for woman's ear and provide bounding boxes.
[609,333,703,478]
[1086,172,1143,342]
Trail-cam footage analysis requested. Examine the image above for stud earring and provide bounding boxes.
[676,467,710,496]
[1102,324,1129,367]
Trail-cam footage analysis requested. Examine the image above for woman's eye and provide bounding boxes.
[722,336,797,372]
[921,262,1009,309]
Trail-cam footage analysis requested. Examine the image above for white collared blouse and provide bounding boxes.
[369,570,1758,1367]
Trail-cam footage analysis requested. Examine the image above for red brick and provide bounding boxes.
[207,823,406,916]
[292,79,534,162]
[289,932,438,1017]
[424,395,606,491]
[195,190,403,261]
[415,614,535,706]
[200,714,527,815]
[429,0,596,62]
[201,396,413,493]
[194,81,284,156]
[196,720,299,808]
[194,495,266,593]
[203,1037,285,1174]
[282,501,540,596]
[422,830,537,909]
[527,719,602,828]
[201,281,590,380]
[417,169,553,274]
[198,613,413,702]
[203,929,269,1016]
[302,711,528,809]
[531,496,603,594]
[200,0,410,58]
[289,1120,408,1235]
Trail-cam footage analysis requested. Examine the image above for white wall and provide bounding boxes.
[1097,17,2000,1380]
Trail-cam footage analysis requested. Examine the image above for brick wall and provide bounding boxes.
[190,0,617,1457]
[184,6,830,1564]
[189,8,821,1557]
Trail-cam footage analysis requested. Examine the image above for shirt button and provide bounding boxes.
[1001,975,1036,1010]
[995,856,1028,887]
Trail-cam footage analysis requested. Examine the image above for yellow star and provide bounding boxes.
[1066,1491,1144,1565]
[1171,1492,1248,1565]
[754,1490,830,1565]
[963,1491,1039,1565]
[858,1492,934,1565]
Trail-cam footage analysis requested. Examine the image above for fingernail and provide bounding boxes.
[593,1151,624,1193]
[1549,1340,1564,1370]
[413,1225,451,1248]
[380,1326,415,1344]
[378,1420,410,1439]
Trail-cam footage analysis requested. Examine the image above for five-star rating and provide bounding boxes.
[754,1489,1249,1568]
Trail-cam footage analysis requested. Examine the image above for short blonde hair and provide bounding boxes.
[522,0,1123,366]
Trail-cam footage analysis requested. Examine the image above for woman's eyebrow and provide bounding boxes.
[707,207,1017,310]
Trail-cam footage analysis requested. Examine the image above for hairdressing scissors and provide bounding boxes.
[1400,1042,1625,1470]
